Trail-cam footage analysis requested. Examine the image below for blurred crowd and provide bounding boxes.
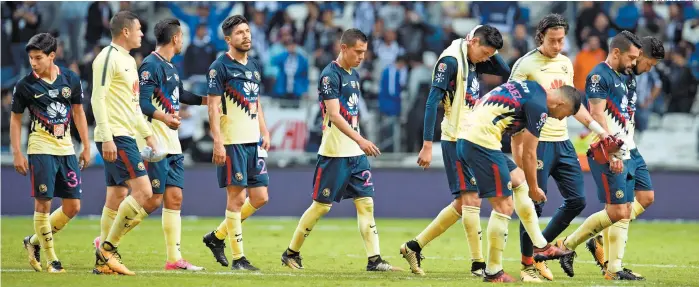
[2,1,698,160]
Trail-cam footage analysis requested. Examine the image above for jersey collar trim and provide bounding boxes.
[32,65,60,79]
[110,42,130,55]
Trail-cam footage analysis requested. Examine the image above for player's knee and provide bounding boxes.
[311,200,332,215]
[490,196,514,216]
[34,198,52,213]
[510,168,526,187]
[606,204,631,222]
[451,199,463,215]
[460,191,481,208]
[62,202,81,218]
[250,193,269,208]
[563,197,586,214]
[637,191,654,208]
[354,197,374,214]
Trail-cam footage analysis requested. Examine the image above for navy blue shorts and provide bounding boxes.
[144,154,185,194]
[588,154,635,204]
[217,143,269,188]
[28,154,82,199]
[630,149,653,191]
[536,140,585,200]
[457,139,517,199]
[441,141,477,197]
[312,155,374,204]
[97,136,147,186]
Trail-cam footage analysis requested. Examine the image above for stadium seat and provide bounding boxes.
[661,113,696,131]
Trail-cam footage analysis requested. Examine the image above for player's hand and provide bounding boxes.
[164,113,181,130]
[609,157,624,174]
[213,142,226,166]
[261,132,271,150]
[417,145,433,169]
[101,141,118,163]
[529,187,547,203]
[79,147,91,170]
[13,153,29,176]
[358,138,381,157]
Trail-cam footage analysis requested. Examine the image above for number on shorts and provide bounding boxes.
[258,159,267,174]
[66,171,79,188]
[362,170,373,187]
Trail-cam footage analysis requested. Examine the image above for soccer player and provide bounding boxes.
[552,31,644,281]
[280,28,398,272]
[13,33,90,273]
[508,14,613,282]
[136,18,208,271]
[91,11,159,276]
[202,15,270,271]
[400,25,510,276]
[585,36,664,280]
[457,80,581,282]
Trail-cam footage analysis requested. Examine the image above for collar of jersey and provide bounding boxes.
[110,42,130,56]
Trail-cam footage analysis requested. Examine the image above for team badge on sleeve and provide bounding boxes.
[591,74,600,84]
[209,69,217,79]
[437,63,447,72]
[61,87,71,98]
[536,113,548,130]
[141,71,150,81]
[589,74,601,93]
[254,71,260,81]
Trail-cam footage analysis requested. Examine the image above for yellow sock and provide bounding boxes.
[289,201,331,252]
[607,219,630,273]
[106,196,146,247]
[30,207,72,245]
[162,208,182,263]
[462,206,484,262]
[485,211,511,275]
[602,227,610,263]
[241,198,259,222]
[225,210,244,260]
[34,212,58,262]
[355,197,380,257]
[214,219,228,240]
[415,204,460,248]
[630,199,646,220]
[512,183,547,248]
[564,210,612,250]
[99,207,117,244]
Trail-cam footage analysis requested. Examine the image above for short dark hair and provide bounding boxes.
[221,15,248,37]
[340,28,368,47]
[473,25,503,50]
[535,14,569,46]
[609,30,642,53]
[25,33,57,55]
[110,11,139,38]
[558,85,582,113]
[641,36,664,60]
[154,18,181,45]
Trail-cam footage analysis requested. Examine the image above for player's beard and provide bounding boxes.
[234,42,252,53]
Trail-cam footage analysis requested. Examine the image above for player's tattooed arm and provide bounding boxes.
[573,105,609,137]
[587,98,609,132]
[207,95,226,165]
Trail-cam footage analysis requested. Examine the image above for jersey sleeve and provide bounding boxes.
[138,61,161,118]
[431,56,457,92]
[206,61,225,97]
[423,87,447,141]
[476,54,511,78]
[508,56,530,81]
[91,51,116,141]
[523,96,548,138]
[585,71,610,100]
[10,82,28,113]
[70,74,84,105]
[319,71,341,101]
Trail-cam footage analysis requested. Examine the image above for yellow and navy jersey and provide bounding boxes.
[207,53,262,145]
[138,52,199,155]
[11,66,82,155]
[461,80,549,150]
[622,74,639,150]
[91,43,152,142]
[585,62,633,158]
[317,61,364,157]
[509,49,574,142]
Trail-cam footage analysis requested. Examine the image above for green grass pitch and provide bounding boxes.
[2,216,698,286]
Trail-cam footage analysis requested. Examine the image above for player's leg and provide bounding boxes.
[24,155,63,272]
[281,156,342,270]
[631,149,654,220]
[557,157,630,277]
[545,141,586,242]
[461,191,486,277]
[519,141,552,281]
[457,139,516,282]
[243,156,270,221]
[161,154,203,271]
[98,137,153,275]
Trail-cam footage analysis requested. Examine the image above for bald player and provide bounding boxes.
[508,14,614,282]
